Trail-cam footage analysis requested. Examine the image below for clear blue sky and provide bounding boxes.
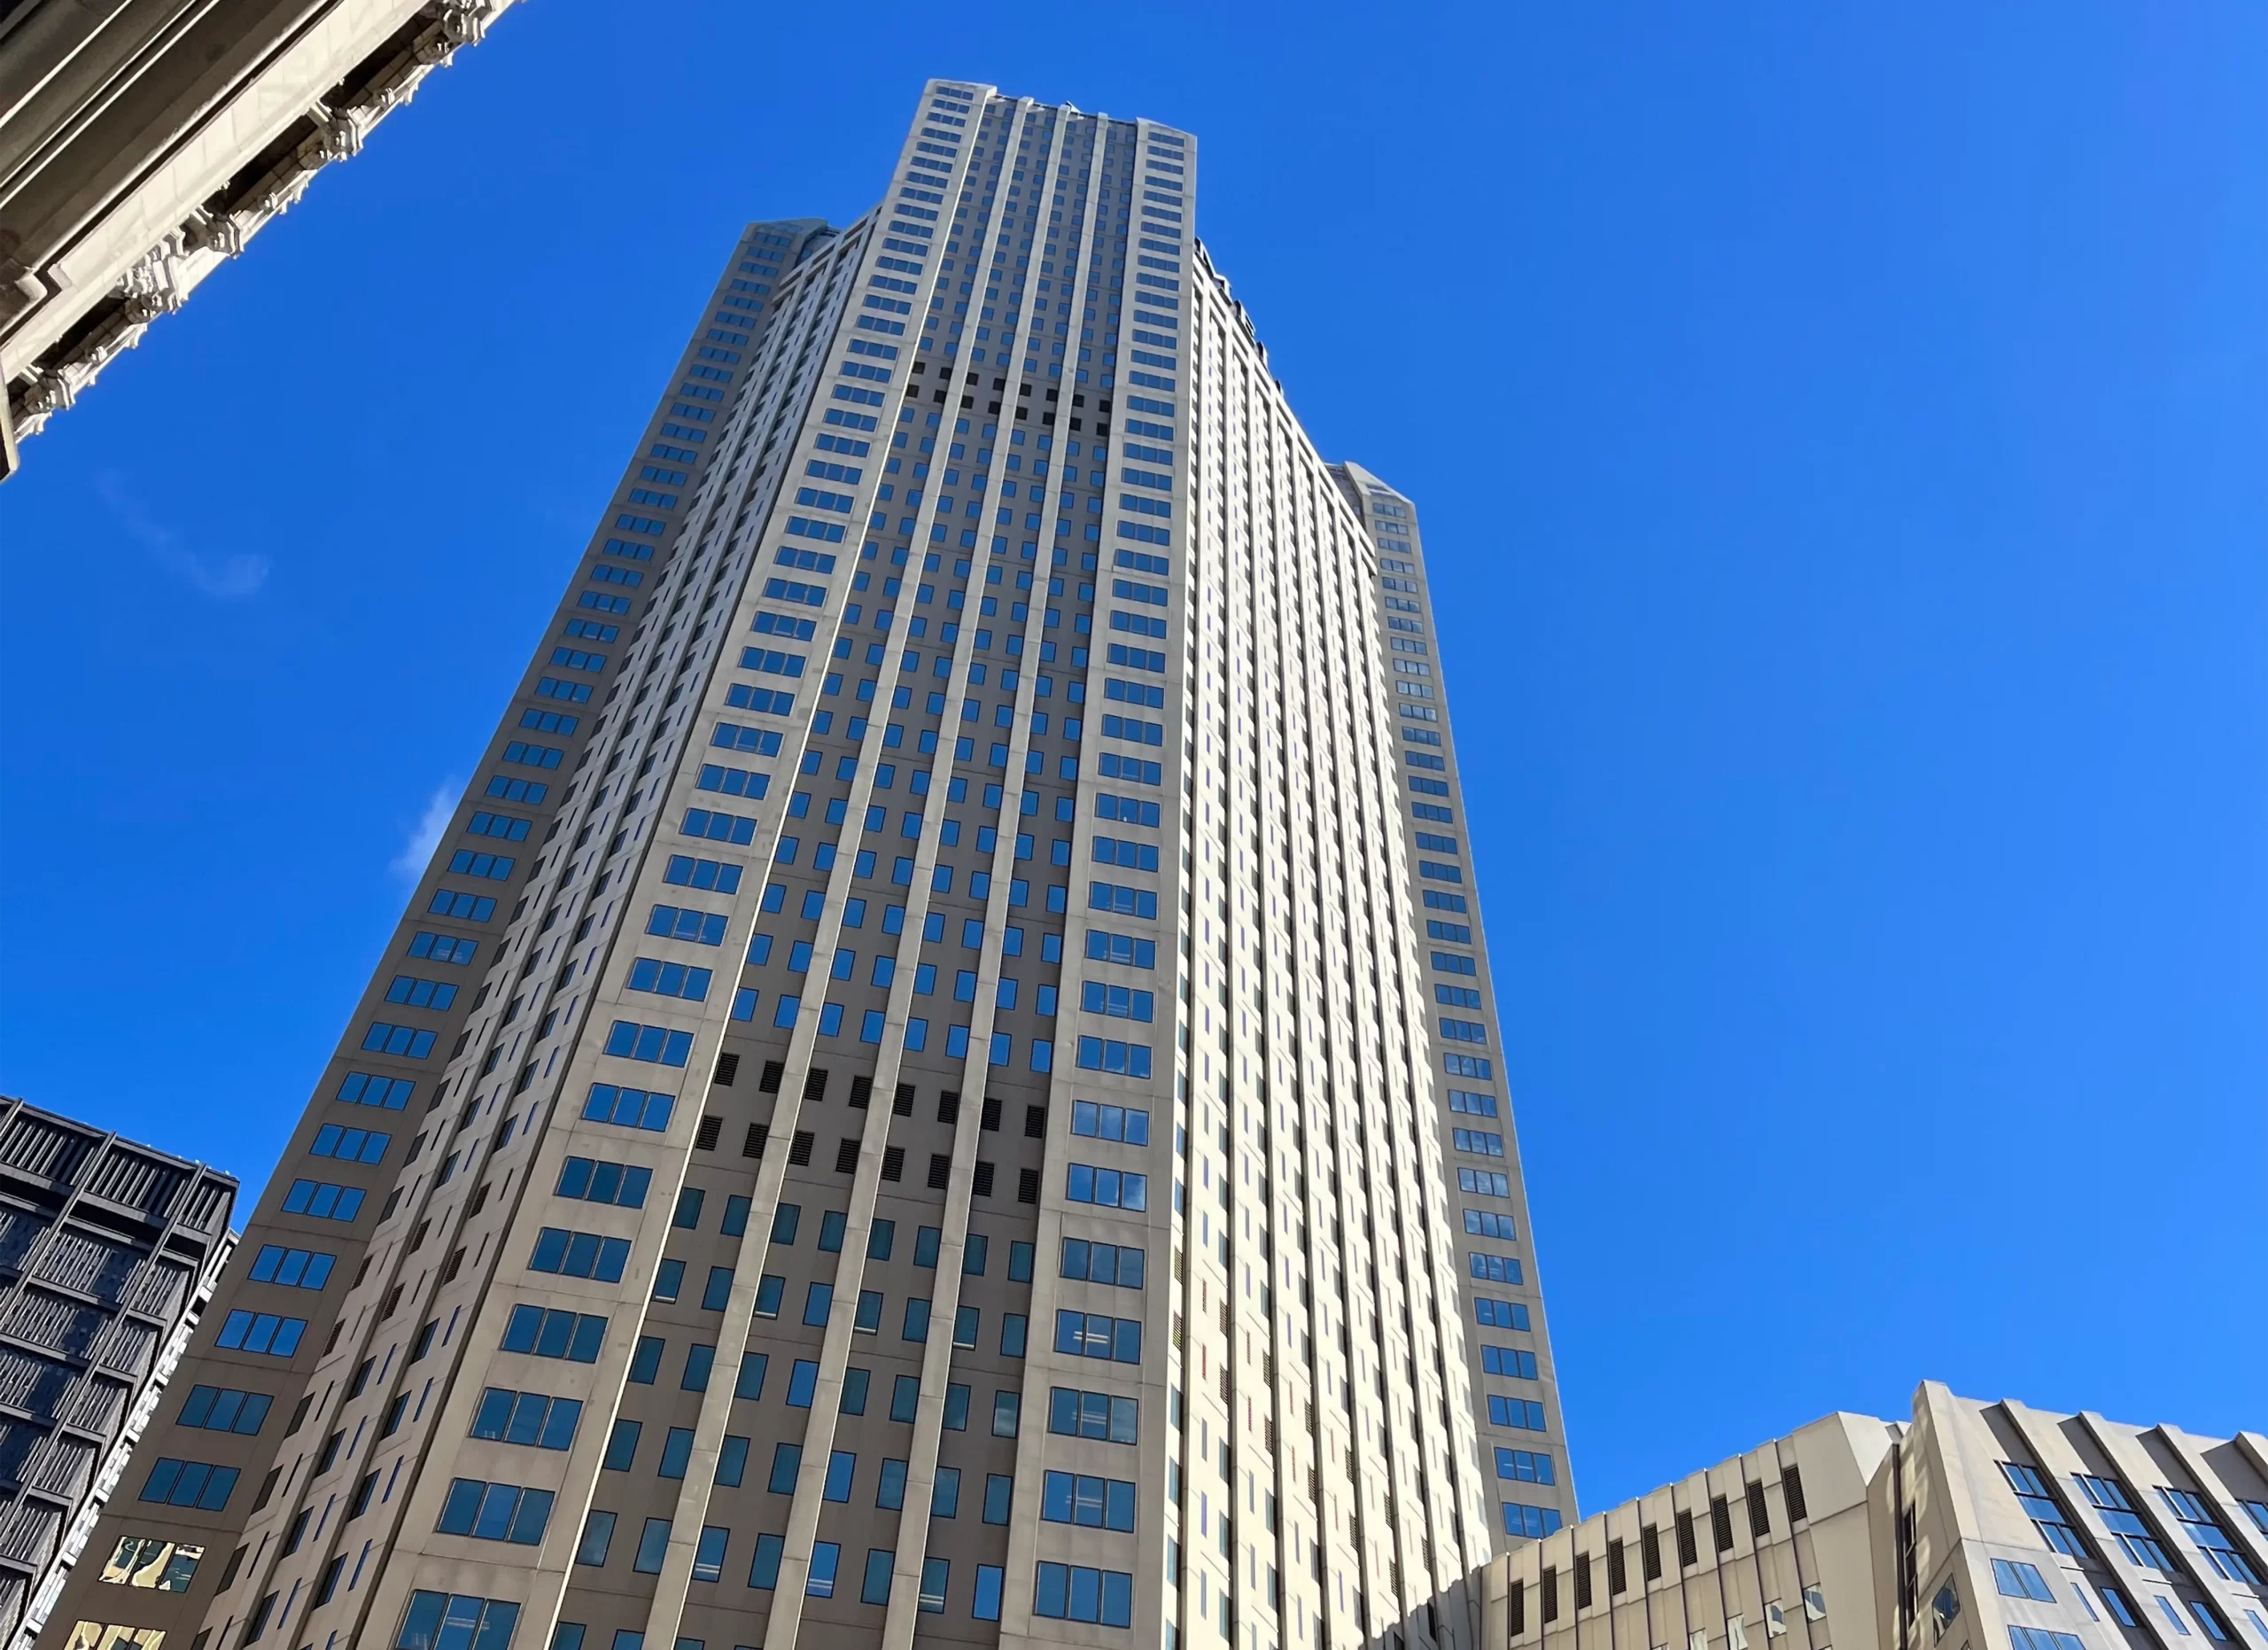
[3,2,2260,1514]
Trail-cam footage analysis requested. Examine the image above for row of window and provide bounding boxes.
[2001,1460,2267,1587]
[1066,1162,1147,1208]
[724,1206,1032,1280]
[1060,1237,1145,1288]
[529,1527,1072,1628]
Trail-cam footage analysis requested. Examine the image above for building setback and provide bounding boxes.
[0,1099,235,1650]
[1331,463,1576,1547]
[1477,1386,2268,1650]
[0,0,524,477]
[44,80,1542,1650]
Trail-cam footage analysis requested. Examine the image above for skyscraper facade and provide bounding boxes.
[1330,465,1574,1545]
[0,0,524,476]
[48,80,1539,1650]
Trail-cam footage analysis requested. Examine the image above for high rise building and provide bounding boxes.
[0,0,524,477]
[1477,1384,2268,1650]
[0,1099,235,1650]
[48,79,1546,1650]
[1331,463,1575,1546]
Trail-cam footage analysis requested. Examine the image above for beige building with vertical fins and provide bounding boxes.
[43,79,1564,1650]
[0,0,524,476]
[1478,1387,2268,1650]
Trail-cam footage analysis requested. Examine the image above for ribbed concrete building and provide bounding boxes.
[45,79,1547,1650]
[1478,1386,2268,1650]
[0,1100,235,1650]
[0,0,524,476]
[1332,463,1575,1547]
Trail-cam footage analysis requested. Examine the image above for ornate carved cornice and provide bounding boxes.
[1,0,521,460]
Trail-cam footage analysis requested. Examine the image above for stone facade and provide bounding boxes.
[0,0,523,475]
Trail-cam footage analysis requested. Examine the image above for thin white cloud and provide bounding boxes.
[392,782,461,880]
[97,472,270,599]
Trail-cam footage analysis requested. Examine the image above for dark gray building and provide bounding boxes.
[0,1099,235,1650]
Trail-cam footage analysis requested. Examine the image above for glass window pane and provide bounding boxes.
[861,1547,894,1605]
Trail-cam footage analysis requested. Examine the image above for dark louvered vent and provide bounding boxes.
[979,1096,1002,1131]
[0,1116,94,1184]
[1782,1466,1807,1522]
[804,1069,828,1102]
[936,1090,959,1125]
[892,1083,914,1117]
[695,1116,722,1152]
[848,1076,873,1109]
[927,1154,951,1190]
[758,1061,784,1094]
[972,1161,994,1198]
[788,1131,813,1166]
[1017,1168,1040,1203]
[1023,1104,1047,1138]
[881,1147,904,1181]
[742,1125,767,1160]
[834,1138,858,1174]
[712,1053,739,1087]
